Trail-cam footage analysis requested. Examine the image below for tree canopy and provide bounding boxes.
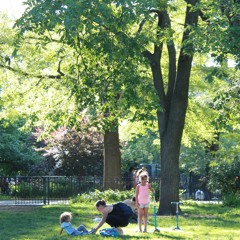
[0,0,239,215]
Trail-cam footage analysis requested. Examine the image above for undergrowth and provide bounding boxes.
[70,188,135,204]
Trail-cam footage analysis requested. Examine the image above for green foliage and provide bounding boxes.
[179,140,207,175]
[0,119,43,175]
[14,180,44,198]
[120,125,160,172]
[180,64,240,179]
[195,1,240,67]
[212,76,240,132]
[222,193,240,207]
[150,181,160,200]
[42,127,104,177]
[0,1,239,214]
[71,189,135,204]
[208,157,240,195]
[12,0,158,133]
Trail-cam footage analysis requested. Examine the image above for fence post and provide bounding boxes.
[43,177,46,205]
[47,176,50,204]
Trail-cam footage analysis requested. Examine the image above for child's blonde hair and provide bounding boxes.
[136,167,147,177]
[60,211,72,224]
[139,173,149,182]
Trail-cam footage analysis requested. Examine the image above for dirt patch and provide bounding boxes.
[0,205,40,212]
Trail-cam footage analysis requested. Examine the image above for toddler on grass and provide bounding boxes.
[60,211,93,236]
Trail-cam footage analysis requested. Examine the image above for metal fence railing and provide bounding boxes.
[0,176,107,205]
[0,176,220,205]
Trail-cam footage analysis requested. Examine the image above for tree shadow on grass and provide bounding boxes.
[120,233,187,239]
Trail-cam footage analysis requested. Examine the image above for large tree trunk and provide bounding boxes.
[144,1,199,215]
[103,128,121,190]
[158,84,190,214]
[159,123,182,214]
[158,1,199,215]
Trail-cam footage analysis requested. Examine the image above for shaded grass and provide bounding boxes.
[0,201,240,240]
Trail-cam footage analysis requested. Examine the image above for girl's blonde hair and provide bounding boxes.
[136,167,147,177]
[139,173,149,182]
[60,211,72,224]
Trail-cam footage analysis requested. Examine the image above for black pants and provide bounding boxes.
[106,214,130,228]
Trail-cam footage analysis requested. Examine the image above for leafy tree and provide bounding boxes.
[207,71,240,194]
[4,0,158,190]
[43,127,104,177]
[137,0,240,214]
[0,119,43,175]
[0,14,44,175]
[208,157,240,195]
[196,0,240,67]
[212,74,240,134]
[1,0,239,215]
[120,121,160,172]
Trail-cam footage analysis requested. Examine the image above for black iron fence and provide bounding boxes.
[0,176,155,205]
[0,176,220,205]
[0,176,107,205]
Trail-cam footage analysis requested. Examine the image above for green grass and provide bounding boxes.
[0,195,12,200]
[0,201,240,240]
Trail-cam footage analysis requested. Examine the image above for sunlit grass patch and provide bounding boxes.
[0,201,240,239]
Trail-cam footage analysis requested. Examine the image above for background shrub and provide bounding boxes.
[222,193,240,207]
[70,189,135,204]
[208,158,240,195]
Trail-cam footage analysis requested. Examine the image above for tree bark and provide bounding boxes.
[144,0,199,215]
[103,128,121,190]
[158,0,199,215]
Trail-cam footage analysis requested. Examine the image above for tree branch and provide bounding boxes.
[28,36,63,44]
[57,59,65,76]
[0,63,63,79]
[199,9,210,23]
[137,19,147,34]
[142,50,154,62]
[164,12,176,104]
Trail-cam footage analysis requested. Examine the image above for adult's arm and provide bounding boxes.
[93,206,112,233]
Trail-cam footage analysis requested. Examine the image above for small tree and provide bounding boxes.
[49,128,103,177]
[0,120,43,175]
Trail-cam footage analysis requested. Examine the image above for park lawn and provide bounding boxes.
[0,201,239,240]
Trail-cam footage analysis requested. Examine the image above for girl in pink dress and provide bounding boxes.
[136,173,154,232]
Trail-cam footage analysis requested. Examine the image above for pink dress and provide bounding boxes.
[137,183,150,204]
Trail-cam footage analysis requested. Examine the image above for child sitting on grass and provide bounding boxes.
[60,211,93,236]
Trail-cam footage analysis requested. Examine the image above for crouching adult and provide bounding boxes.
[93,199,133,235]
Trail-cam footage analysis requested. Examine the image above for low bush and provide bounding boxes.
[70,188,135,204]
[222,193,240,207]
[208,158,240,196]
